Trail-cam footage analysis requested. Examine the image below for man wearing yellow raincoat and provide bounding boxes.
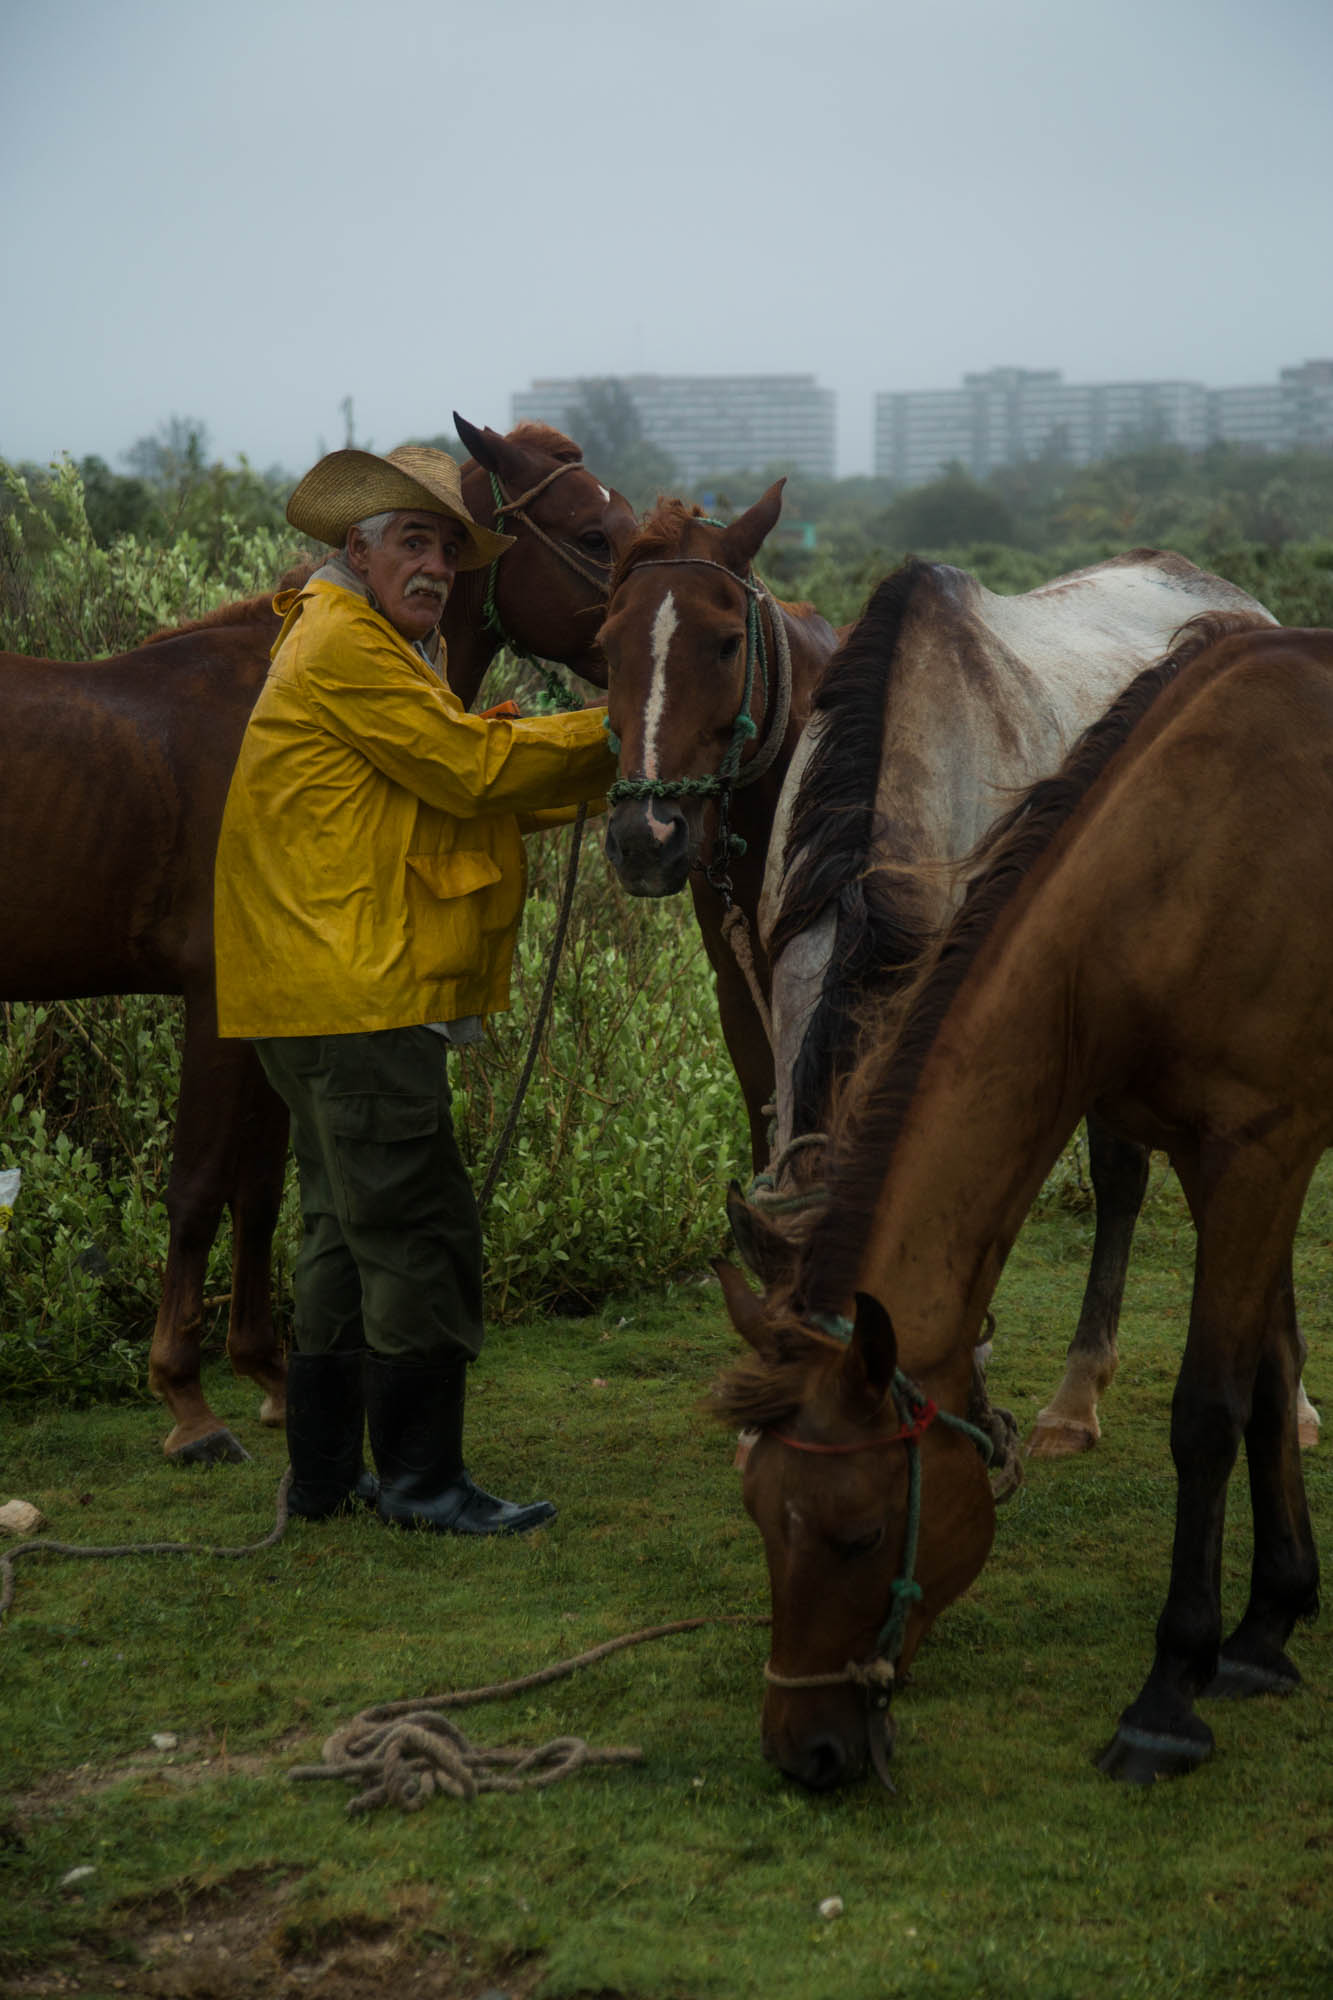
[214,444,616,1535]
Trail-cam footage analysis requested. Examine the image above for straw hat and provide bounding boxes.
[286,444,513,569]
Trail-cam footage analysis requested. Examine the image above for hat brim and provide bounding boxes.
[286,449,512,569]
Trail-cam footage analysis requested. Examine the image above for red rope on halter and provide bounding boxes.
[768,1399,939,1455]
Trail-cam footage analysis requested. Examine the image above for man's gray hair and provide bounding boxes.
[349,510,396,550]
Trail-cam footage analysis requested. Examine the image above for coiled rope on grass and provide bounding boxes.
[287,1614,764,1816]
[1,1475,764,1817]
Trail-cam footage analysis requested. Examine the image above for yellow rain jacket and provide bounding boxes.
[213,579,616,1038]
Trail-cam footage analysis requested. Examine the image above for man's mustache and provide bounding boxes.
[405,575,449,604]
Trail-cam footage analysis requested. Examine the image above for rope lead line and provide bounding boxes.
[288,1614,767,1816]
[477,802,588,1215]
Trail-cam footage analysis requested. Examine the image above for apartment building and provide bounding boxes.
[875,361,1333,488]
[511,373,837,484]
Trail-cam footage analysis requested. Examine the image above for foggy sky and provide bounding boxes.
[2,0,1330,480]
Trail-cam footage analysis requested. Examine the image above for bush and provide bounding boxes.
[0,454,299,659]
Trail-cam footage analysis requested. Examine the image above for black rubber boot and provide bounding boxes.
[285,1349,379,1521]
[364,1353,556,1536]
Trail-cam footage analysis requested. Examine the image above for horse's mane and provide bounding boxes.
[767,561,939,1132]
[792,607,1265,1321]
[499,422,584,466]
[143,559,315,645]
[610,497,708,592]
[609,498,815,626]
[712,1339,837,1432]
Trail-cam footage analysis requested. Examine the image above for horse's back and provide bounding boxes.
[974,550,1276,730]
[1015,625,1333,1141]
[758,551,1277,1153]
[0,631,270,997]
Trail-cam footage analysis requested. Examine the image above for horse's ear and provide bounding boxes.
[718,479,786,573]
[713,1257,776,1356]
[452,411,530,485]
[726,1182,795,1287]
[841,1290,899,1406]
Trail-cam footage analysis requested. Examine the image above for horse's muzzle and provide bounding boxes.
[763,1723,868,1792]
[604,798,691,897]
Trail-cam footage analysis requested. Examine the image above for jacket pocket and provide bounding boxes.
[405,851,504,982]
[326,1091,441,1229]
[406,852,503,899]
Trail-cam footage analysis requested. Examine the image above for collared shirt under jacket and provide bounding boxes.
[213,578,616,1038]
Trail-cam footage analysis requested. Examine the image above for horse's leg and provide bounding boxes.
[221,1043,289,1428]
[149,1007,251,1463]
[1026,1114,1148,1458]
[1096,1140,1319,1785]
[691,885,774,1173]
[716,951,775,1173]
[1206,1259,1320,1698]
[1296,1326,1321,1449]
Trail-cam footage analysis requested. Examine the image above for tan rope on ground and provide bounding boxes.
[0,1471,292,1621]
[288,1614,765,1817]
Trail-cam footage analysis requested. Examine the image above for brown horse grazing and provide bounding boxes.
[0,420,635,1462]
[742,551,1322,1462]
[599,488,840,1166]
[715,614,1330,1790]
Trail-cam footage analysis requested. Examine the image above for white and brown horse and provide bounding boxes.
[745,551,1320,1458]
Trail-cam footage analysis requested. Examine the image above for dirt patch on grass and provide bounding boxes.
[7,1733,306,1814]
[0,1869,555,2000]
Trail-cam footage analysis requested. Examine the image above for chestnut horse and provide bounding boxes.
[717,614,1329,1789]
[744,551,1319,1461]
[0,419,636,1461]
[599,486,839,1166]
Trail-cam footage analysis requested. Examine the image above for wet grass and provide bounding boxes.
[2,1169,1332,1998]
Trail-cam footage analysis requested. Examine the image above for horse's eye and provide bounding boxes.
[580,530,611,557]
[719,634,742,662]
[838,1527,885,1558]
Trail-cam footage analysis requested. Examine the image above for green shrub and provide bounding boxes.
[1,454,299,658]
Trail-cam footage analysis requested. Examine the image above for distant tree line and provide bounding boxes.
[2,416,292,562]
[6,409,1331,590]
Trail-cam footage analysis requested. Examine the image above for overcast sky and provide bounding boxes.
[3,0,1330,480]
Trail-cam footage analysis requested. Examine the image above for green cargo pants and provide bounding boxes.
[253,1027,484,1363]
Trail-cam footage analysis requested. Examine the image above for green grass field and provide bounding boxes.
[2,1164,1331,1999]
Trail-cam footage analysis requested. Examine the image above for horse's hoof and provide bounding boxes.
[166,1428,252,1466]
[1204,1652,1302,1700]
[1094,1720,1212,1785]
[257,1392,286,1428]
[1025,1418,1096,1459]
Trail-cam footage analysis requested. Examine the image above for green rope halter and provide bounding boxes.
[606,579,764,812]
[603,543,793,890]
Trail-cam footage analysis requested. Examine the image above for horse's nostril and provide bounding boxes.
[605,803,689,894]
[797,1734,851,1792]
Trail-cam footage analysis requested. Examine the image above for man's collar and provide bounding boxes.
[308,551,443,671]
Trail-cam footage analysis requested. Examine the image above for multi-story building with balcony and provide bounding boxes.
[511,373,837,484]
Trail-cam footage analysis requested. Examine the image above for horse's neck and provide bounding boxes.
[440,570,501,710]
[855,920,1082,1376]
[714,608,822,927]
